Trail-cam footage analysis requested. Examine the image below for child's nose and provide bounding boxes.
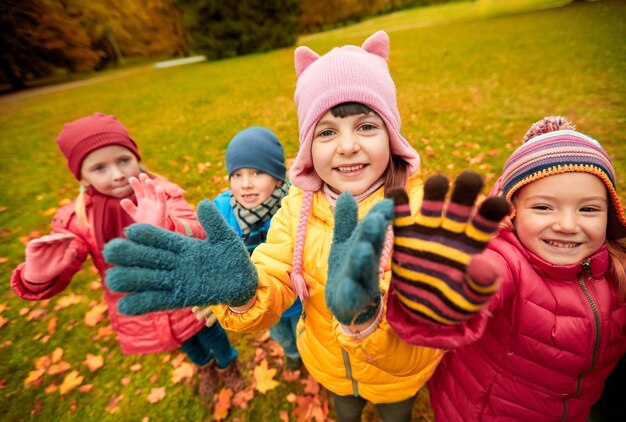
[111,166,125,180]
[553,211,578,233]
[337,133,360,155]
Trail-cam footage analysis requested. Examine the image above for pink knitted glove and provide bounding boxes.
[23,233,76,283]
[121,173,167,228]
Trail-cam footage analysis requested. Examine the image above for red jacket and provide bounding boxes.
[389,228,626,421]
[11,178,206,355]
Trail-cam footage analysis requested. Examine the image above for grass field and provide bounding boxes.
[1,0,625,420]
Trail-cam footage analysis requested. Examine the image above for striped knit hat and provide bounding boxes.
[493,116,626,239]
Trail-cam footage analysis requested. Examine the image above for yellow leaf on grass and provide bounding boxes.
[44,383,58,393]
[213,388,233,420]
[253,359,278,394]
[47,361,72,375]
[79,384,93,393]
[24,368,46,385]
[129,363,142,372]
[84,303,108,327]
[146,387,166,403]
[54,294,85,310]
[59,370,84,394]
[83,354,104,372]
[0,315,8,328]
[51,347,64,363]
[47,316,57,334]
[27,308,46,321]
[42,207,58,216]
[170,352,186,368]
[34,355,51,369]
[171,362,194,384]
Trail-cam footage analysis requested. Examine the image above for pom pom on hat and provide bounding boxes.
[225,126,286,182]
[495,116,626,239]
[289,30,420,191]
[521,116,576,143]
[56,112,140,180]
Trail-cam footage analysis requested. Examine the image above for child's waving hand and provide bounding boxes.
[121,173,167,228]
[387,170,509,325]
[104,199,258,315]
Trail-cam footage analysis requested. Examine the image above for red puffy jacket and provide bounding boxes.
[389,228,626,421]
[11,178,206,355]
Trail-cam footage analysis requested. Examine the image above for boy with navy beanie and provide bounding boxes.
[198,126,303,370]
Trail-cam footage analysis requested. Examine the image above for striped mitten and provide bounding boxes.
[387,171,509,325]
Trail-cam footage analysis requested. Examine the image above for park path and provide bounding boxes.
[0,65,153,105]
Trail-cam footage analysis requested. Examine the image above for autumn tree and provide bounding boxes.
[298,0,449,33]
[176,0,300,60]
[0,0,102,90]
[0,0,188,91]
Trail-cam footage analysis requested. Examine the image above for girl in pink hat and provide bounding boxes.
[10,113,243,402]
[103,32,505,421]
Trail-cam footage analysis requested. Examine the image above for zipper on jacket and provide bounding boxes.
[561,258,601,422]
[341,348,359,397]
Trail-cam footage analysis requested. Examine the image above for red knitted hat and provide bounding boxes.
[56,112,141,179]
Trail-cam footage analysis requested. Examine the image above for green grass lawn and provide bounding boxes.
[1,0,625,420]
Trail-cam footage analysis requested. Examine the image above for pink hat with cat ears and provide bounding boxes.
[289,30,420,191]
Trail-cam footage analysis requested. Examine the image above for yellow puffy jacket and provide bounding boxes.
[213,173,443,403]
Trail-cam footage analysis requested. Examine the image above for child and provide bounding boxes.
[386,116,626,421]
[103,32,504,421]
[211,125,302,370]
[10,112,242,402]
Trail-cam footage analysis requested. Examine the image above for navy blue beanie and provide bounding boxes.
[226,126,286,182]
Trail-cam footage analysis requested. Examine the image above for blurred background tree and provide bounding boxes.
[177,0,300,60]
[0,0,452,91]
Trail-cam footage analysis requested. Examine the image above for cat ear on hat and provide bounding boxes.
[294,47,320,77]
[361,30,390,61]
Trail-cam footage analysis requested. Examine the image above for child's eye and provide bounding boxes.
[93,165,106,172]
[317,129,335,138]
[580,206,601,213]
[531,205,551,211]
[359,123,376,132]
[119,157,131,164]
[253,170,265,177]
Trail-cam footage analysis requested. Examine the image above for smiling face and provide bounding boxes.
[230,168,281,209]
[79,145,141,198]
[311,109,390,195]
[512,172,608,265]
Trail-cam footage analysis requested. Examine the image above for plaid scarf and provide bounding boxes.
[231,184,289,253]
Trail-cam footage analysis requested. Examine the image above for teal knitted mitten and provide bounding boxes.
[326,193,393,325]
[104,199,258,315]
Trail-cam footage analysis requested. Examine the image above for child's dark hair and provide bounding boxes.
[330,102,410,192]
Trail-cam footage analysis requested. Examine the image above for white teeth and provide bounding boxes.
[337,164,365,172]
[546,240,579,248]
